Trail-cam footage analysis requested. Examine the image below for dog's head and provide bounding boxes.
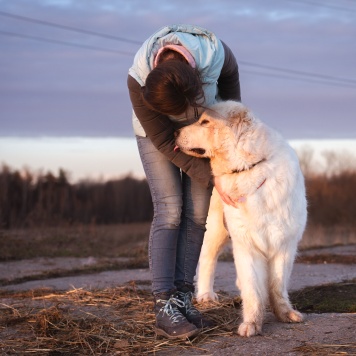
[175,101,253,160]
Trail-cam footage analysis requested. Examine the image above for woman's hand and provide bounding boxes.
[213,175,241,208]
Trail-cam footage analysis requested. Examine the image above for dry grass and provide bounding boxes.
[2,283,355,355]
[2,223,356,263]
[0,223,151,261]
[293,342,356,355]
[300,224,356,250]
[296,254,356,264]
[0,283,241,355]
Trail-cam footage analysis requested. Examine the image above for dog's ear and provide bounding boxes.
[228,108,251,139]
[228,108,250,125]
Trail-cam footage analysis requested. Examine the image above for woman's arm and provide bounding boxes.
[218,41,241,101]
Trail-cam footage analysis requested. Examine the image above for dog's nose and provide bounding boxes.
[174,130,180,138]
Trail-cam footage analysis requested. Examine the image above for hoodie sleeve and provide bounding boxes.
[218,41,241,101]
[127,75,213,188]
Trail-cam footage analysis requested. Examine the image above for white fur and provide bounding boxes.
[175,101,307,337]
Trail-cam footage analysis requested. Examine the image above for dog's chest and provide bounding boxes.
[223,204,280,249]
[223,204,256,233]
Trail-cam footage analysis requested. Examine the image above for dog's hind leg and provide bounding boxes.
[196,189,229,303]
[268,242,304,323]
[233,241,268,337]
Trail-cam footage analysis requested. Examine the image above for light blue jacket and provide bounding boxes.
[128,24,225,136]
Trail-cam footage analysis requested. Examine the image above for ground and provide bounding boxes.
[0,240,355,355]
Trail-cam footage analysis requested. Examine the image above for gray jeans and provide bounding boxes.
[136,135,212,294]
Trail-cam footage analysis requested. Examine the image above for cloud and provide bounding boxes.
[0,0,355,139]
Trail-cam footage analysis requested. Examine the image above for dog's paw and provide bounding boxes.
[196,291,219,303]
[237,322,261,337]
[287,310,304,323]
[277,309,304,323]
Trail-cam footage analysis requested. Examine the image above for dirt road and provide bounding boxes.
[0,245,355,355]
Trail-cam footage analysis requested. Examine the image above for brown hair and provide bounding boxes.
[141,56,205,116]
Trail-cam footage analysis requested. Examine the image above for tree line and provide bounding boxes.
[1,157,356,229]
[0,165,153,228]
[306,170,356,228]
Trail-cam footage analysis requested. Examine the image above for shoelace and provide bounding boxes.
[177,291,200,316]
[158,296,186,323]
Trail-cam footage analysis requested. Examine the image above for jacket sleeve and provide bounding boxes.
[218,41,241,101]
[127,75,213,188]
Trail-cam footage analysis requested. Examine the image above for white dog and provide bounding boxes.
[175,101,307,337]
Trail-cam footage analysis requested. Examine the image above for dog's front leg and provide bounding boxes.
[196,189,229,302]
[268,243,304,323]
[231,237,268,337]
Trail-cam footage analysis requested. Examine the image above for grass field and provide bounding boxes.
[0,223,151,261]
[1,222,355,262]
[1,222,355,287]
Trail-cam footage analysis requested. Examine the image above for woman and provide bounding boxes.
[127,24,241,339]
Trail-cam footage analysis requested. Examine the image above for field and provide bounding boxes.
[1,222,355,262]
[0,223,151,262]
[0,222,355,287]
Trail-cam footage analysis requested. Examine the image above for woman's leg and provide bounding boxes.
[174,173,214,329]
[136,136,183,294]
[136,136,199,338]
[175,172,213,287]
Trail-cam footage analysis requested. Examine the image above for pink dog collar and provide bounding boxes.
[154,44,196,68]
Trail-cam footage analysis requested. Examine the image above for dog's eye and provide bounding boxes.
[200,119,209,126]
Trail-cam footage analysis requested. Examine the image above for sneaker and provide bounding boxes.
[154,290,199,339]
[176,284,215,329]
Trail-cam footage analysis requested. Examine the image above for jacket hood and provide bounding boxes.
[129,24,224,86]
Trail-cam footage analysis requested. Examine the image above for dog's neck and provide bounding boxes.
[229,158,266,174]
[211,158,265,176]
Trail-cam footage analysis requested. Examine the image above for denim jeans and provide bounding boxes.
[136,135,213,294]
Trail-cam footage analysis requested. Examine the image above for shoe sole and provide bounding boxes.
[155,327,199,339]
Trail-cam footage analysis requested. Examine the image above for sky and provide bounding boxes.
[0,0,355,181]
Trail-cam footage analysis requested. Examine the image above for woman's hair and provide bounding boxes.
[141,53,205,116]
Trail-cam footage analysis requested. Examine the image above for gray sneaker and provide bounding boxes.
[176,284,216,329]
[154,290,199,339]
